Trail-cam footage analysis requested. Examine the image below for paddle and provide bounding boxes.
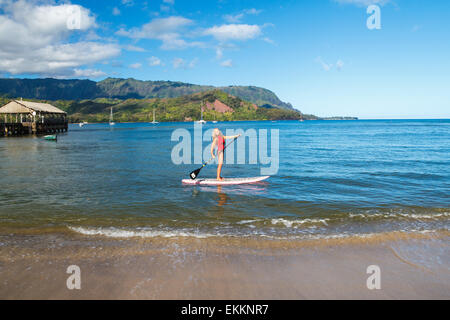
[189,136,239,180]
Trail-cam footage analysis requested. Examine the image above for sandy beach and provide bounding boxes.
[0,231,448,300]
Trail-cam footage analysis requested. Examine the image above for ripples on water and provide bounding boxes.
[0,120,449,240]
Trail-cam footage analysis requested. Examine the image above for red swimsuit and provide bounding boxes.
[218,136,225,152]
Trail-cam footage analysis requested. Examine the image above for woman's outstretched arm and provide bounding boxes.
[224,134,241,140]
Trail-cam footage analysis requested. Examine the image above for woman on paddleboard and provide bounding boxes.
[211,128,241,181]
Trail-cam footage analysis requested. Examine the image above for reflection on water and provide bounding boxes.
[216,186,228,207]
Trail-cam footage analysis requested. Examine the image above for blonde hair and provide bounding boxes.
[212,128,223,140]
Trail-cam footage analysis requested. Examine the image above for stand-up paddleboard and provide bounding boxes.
[182,176,270,186]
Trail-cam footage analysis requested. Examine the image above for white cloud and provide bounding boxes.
[113,7,121,16]
[223,8,262,23]
[315,57,345,72]
[73,68,106,78]
[315,57,333,71]
[216,47,223,60]
[188,58,198,68]
[160,5,170,12]
[0,1,120,77]
[148,56,162,66]
[244,8,262,15]
[129,63,142,69]
[122,0,134,7]
[213,43,238,61]
[161,0,175,10]
[0,1,95,49]
[0,42,120,75]
[171,57,197,69]
[223,13,245,23]
[172,58,185,69]
[125,45,147,52]
[333,0,390,7]
[84,31,102,41]
[116,16,202,50]
[116,16,192,38]
[220,59,233,68]
[204,24,262,42]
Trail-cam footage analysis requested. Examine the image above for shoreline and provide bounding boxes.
[1,231,448,299]
[67,118,449,125]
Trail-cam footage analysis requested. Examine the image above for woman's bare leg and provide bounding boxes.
[217,152,224,180]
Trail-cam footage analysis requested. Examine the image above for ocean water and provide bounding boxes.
[0,120,449,241]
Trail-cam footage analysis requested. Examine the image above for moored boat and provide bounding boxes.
[44,135,57,141]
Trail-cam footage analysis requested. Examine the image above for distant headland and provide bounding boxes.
[0,78,356,122]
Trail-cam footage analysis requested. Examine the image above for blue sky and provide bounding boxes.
[0,0,449,118]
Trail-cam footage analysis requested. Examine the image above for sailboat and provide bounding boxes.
[151,108,159,124]
[212,113,218,124]
[196,102,206,124]
[109,107,115,126]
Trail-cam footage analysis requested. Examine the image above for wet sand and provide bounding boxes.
[0,232,449,299]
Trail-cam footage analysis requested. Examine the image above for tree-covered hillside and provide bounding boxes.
[0,77,296,111]
[0,78,100,101]
[60,90,316,123]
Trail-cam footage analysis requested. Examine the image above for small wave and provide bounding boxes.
[236,219,261,225]
[69,227,217,239]
[237,211,449,230]
[271,218,329,228]
[67,226,446,242]
[258,229,445,241]
[348,212,450,221]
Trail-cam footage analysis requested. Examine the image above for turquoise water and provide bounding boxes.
[0,120,449,240]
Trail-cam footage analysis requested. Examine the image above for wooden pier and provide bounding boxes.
[0,121,68,137]
[0,100,68,137]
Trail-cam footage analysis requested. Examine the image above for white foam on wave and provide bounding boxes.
[349,212,450,220]
[271,218,329,228]
[69,226,217,239]
[259,229,442,241]
[397,213,450,220]
[236,219,261,225]
[258,232,371,241]
[68,226,444,241]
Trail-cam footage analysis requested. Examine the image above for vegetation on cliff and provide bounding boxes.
[62,90,314,123]
[0,77,294,110]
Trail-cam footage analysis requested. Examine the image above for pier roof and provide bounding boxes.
[0,100,66,115]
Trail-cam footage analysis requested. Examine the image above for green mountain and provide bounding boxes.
[62,90,316,123]
[0,77,295,110]
[0,78,99,101]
